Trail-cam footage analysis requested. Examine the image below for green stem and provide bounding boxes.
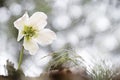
[18,46,24,70]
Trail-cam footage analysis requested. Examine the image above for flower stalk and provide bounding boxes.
[18,46,24,70]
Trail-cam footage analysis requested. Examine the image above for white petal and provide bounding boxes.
[14,12,29,30]
[35,29,56,45]
[23,38,39,55]
[17,30,24,41]
[29,12,47,29]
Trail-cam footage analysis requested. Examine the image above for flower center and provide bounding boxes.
[22,25,37,40]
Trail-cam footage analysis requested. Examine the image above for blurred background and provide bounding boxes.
[0,0,120,77]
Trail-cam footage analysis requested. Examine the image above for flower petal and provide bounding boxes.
[14,12,29,30]
[29,12,47,29]
[35,29,56,45]
[23,38,39,55]
[17,30,24,41]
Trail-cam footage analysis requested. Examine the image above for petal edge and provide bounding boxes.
[23,38,39,55]
[35,29,56,46]
[14,12,29,30]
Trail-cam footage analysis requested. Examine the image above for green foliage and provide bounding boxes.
[90,60,113,80]
[46,49,84,70]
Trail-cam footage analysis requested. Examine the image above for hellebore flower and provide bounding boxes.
[14,12,56,55]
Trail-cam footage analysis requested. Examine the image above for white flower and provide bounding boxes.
[14,12,56,55]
